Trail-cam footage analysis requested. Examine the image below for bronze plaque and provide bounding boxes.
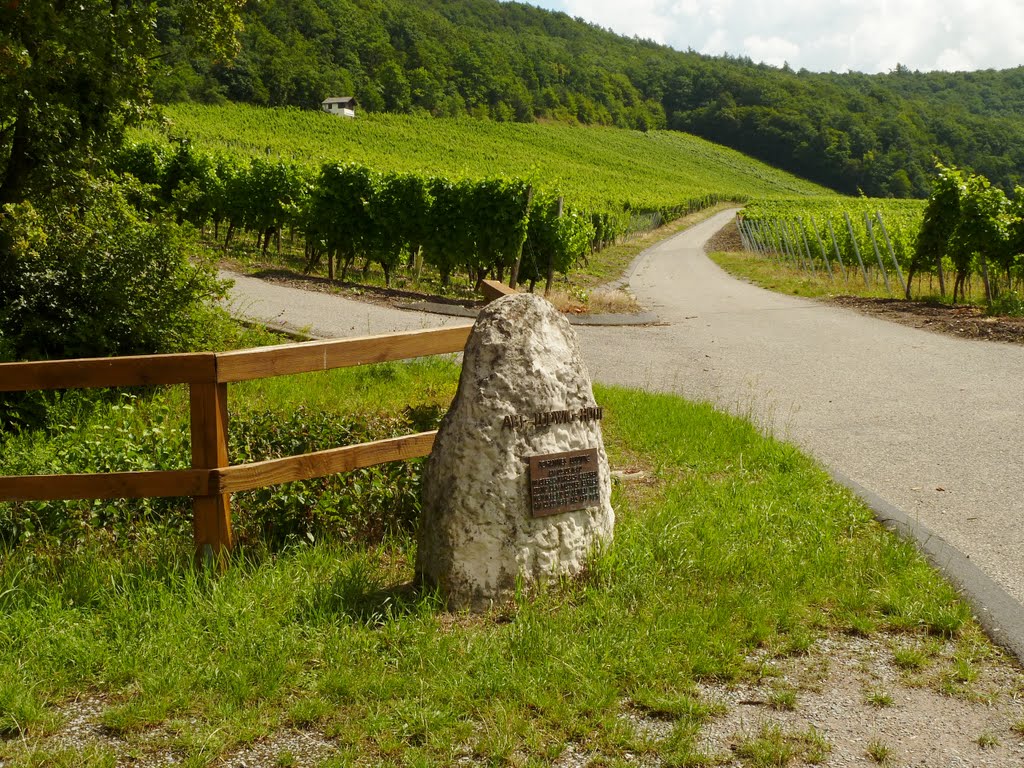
[528,448,600,517]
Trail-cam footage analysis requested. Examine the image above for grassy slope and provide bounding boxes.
[138,103,833,208]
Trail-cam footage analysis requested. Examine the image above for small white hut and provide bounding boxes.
[321,96,357,118]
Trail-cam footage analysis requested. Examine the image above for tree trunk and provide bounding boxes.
[980,253,992,306]
[223,221,235,253]
[341,254,356,281]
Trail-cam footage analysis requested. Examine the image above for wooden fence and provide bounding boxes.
[0,326,471,566]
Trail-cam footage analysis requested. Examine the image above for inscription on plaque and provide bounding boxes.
[502,406,603,431]
[528,448,601,517]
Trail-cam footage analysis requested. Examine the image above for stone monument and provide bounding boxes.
[416,293,614,610]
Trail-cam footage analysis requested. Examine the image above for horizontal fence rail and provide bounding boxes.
[0,325,472,566]
[0,470,213,503]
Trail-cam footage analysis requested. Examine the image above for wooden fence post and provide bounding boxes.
[190,380,232,569]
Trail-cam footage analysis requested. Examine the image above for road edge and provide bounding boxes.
[830,468,1024,664]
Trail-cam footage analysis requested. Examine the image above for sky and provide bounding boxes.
[525,0,1024,74]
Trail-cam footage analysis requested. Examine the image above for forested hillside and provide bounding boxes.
[154,0,1024,199]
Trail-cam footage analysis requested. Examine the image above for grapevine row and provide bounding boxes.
[737,198,926,294]
[117,139,728,290]
[741,170,1024,306]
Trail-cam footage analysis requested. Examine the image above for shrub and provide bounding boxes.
[0,175,228,362]
[229,405,443,548]
[0,395,444,549]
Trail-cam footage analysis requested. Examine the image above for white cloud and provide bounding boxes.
[742,35,801,69]
[529,0,1024,73]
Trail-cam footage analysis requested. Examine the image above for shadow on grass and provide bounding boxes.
[299,559,441,626]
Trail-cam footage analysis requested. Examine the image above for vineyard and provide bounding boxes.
[737,198,927,296]
[119,104,831,292]
[139,104,831,208]
[118,140,728,293]
[739,166,1024,308]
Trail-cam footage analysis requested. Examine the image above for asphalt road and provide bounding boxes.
[225,210,1024,618]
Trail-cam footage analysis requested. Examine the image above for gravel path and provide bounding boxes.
[224,208,1024,617]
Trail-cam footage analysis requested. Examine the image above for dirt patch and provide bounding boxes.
[705,217,744,253]
[827,296,1024,346]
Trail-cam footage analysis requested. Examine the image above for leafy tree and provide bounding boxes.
[950,172,1010,304]
[0,0,242,206]
[0,0,243,388]
[911,163,962,298]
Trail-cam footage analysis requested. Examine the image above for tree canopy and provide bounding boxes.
[0,0,242,206]
[0,0,244,383]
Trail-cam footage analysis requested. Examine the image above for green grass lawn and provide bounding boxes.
[0,359,985,767]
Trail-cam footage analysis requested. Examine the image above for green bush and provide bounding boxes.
[988,291,1024,317]
[0,394,444,549]
[0,393,193,545]
[229,405,443,548]
[0,176,228,362]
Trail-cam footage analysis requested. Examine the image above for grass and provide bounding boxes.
[892,642,933,672]
[865,689,894,708]
[0,360,983,765]
[767,686,798,711]
[977,731,1001,749]
[731,723,830,766]
[709,249,993,305]
[866,738,892,763]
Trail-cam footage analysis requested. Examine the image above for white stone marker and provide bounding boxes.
[416,293,614,610]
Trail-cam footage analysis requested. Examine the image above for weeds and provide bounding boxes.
[865,689,894,708]
[767,686,797,711]
[977,731,1000,749]
[732,723,830,766]
[866,738,891,763]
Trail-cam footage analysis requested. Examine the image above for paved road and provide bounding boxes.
[225,210,1024,613]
